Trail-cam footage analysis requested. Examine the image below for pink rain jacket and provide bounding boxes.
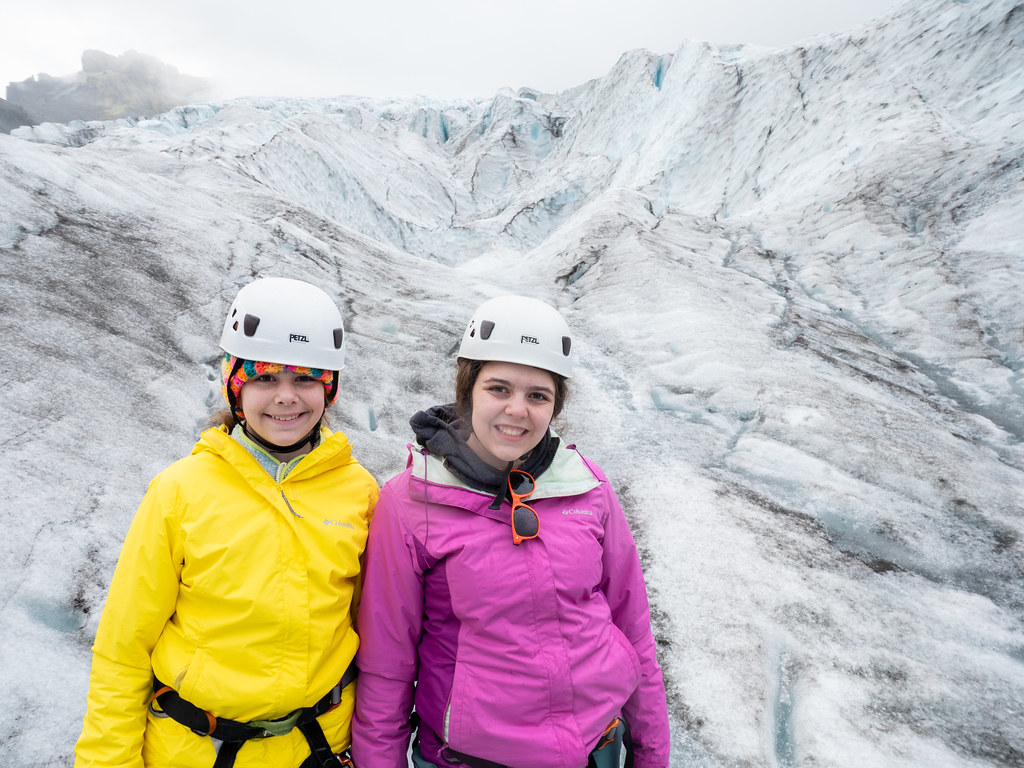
[353,442,670,768]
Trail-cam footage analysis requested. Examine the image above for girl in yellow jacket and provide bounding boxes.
[74,277,379,768]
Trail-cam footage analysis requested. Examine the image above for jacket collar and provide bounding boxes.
[407,437,601,511]
[193,424,352,484]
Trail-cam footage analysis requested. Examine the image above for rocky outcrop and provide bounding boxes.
[0,97,38,133]
[4,49,211,128]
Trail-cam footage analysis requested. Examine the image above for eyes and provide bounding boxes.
[484,383,552,403]
[251,373,322,385]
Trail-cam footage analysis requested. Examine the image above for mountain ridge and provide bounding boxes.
[4,49,211,131]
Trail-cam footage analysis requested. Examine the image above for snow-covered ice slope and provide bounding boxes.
[1,0,1022,765]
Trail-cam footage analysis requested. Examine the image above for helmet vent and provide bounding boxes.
[480,320,495,340]
[243,314,261,337]
[333,328,344,349]
[562,336,572,356]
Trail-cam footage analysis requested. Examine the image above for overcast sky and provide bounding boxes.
[4,0,907,100]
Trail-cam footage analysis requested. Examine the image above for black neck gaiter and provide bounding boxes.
[409,404,559,497]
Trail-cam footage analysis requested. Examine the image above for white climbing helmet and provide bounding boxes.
[219,277,346,370]
[458,295,574,378]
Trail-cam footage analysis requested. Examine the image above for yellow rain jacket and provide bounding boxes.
[75,425,378,768]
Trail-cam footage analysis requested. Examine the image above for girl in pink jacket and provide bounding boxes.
[353,296,670,768]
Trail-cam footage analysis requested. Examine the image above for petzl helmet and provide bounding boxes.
[219,277,346,370]
[458,295,573,378]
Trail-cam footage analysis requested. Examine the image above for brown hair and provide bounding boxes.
[208,408,240,431]
[455,358,569,423]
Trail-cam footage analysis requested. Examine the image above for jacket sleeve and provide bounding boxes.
[74,473,184,768]
[352,478,424,768]
[349,480,380,624]
[599,484,671,768]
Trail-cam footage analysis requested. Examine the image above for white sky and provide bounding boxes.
[3,0,907,100]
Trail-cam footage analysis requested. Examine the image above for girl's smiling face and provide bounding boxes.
[466,361,556,469]
[240,369,326,457]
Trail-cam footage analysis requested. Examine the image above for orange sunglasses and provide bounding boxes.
[509,469,540,546]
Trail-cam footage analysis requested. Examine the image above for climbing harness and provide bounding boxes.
[149,662,358,768]
[434,715,630,768]
[587,717,628,768]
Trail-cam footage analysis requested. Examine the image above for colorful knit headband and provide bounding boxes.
[221,354,336,418]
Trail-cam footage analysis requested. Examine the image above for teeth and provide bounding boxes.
[497,426,526,437]
[271,414,303,422]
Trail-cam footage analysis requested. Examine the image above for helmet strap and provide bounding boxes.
[241,419,322,457]
[225,355,245,416]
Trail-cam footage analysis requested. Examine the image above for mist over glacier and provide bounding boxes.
[1,0,1023,765]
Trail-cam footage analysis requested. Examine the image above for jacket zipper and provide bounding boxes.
[277,463,303,518]
[443,688,453,743]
